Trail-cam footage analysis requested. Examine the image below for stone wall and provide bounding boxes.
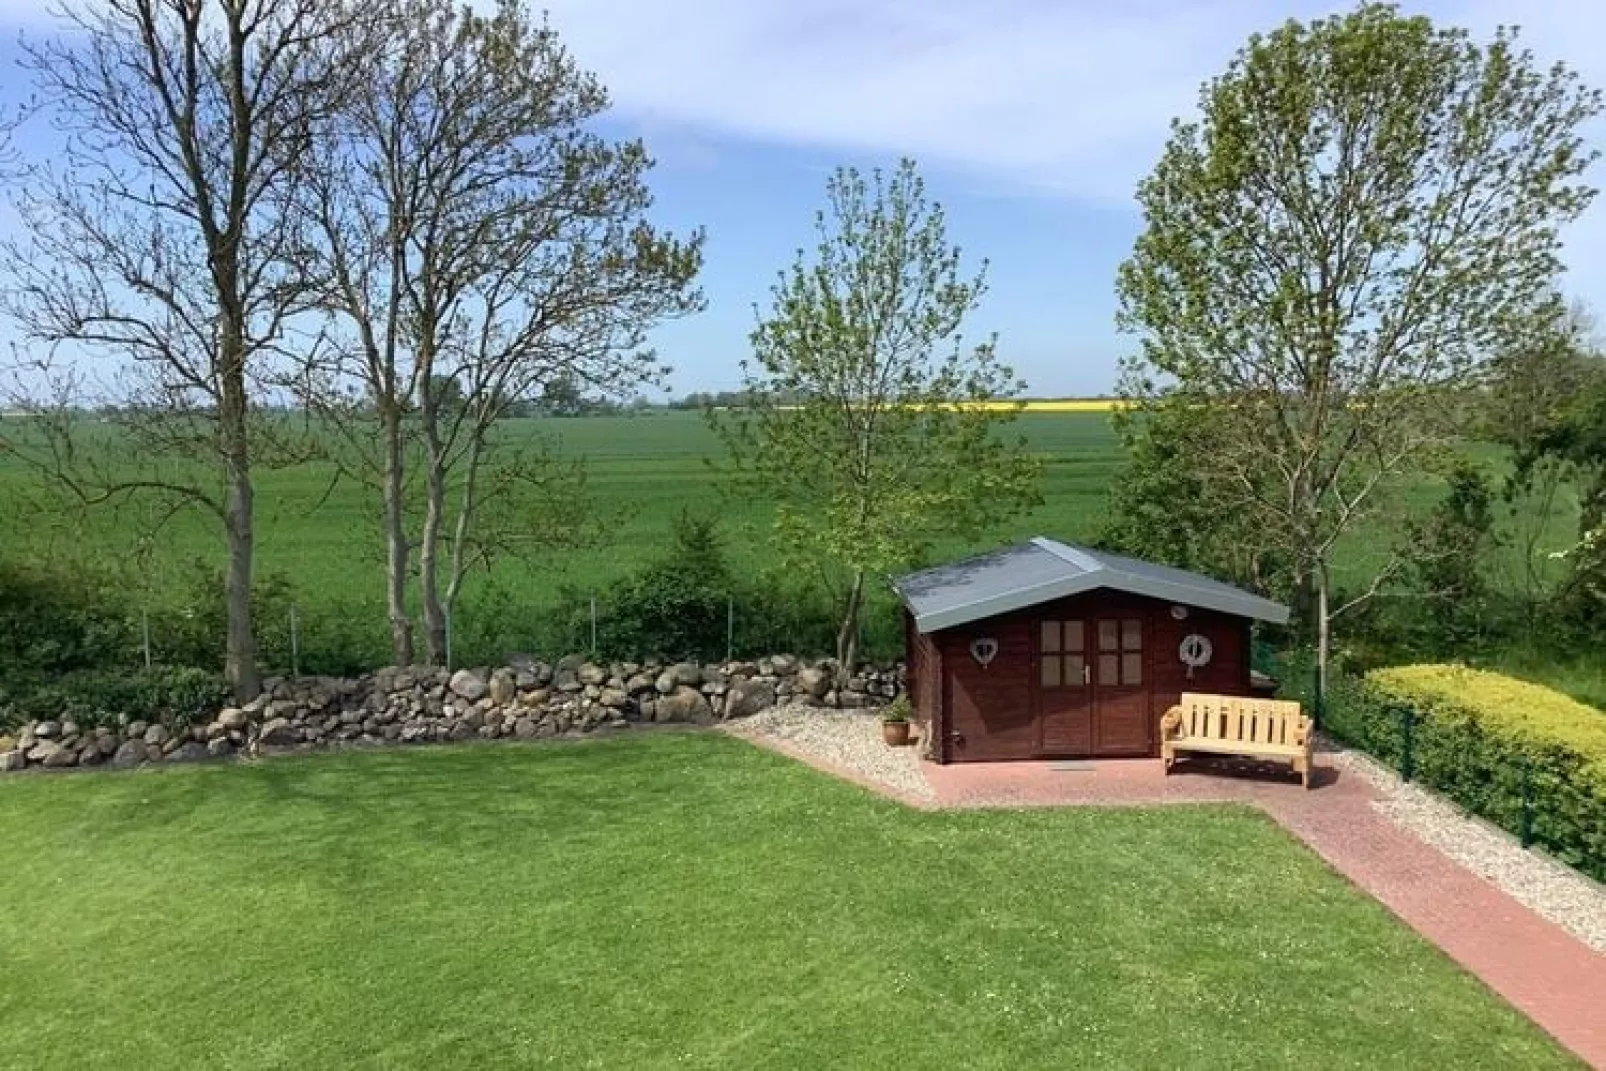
[0,654,905,774]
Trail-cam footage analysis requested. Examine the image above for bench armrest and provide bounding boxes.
[1290,717,1313,749]
[1159,706,1183,740]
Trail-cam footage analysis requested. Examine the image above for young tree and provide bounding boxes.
[1116,3,1600,697]
[716,160,1042,681]
[2,0,364,699]
[1487,300,1603,626]
[301,0,703,665]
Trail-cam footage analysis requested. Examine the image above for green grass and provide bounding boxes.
[0,733,1576,1069]
[0,410,1593,684]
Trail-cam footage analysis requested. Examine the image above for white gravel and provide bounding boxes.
[1323,741,1606,952]
[723,703,934,802]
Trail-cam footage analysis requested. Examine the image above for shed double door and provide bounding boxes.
[1036,616,1150,757]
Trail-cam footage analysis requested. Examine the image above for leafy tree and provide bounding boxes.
[715,160,1041,681]
[1116,3,1600,697]
[1487,300,1603,625]
[1100,401,1285,593]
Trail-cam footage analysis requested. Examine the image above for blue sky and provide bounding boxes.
[2,0,1604,398]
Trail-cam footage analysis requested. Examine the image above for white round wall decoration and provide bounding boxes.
[1178,634,1214,678]
[969,638,999,668]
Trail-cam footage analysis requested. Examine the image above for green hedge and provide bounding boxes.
[1319,664,1606,883]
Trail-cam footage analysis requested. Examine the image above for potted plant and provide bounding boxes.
[881,696,912,747]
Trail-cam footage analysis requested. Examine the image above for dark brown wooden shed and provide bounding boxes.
[892,538,1289,763]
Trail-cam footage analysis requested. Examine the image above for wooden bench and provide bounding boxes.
[1159,692,1314,789]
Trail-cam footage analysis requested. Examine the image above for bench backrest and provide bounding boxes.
[1175,692,1307,748]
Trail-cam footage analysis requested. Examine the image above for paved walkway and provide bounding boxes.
[757,738,1606,1067]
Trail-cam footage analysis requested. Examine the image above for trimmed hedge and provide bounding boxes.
[1324,664,1606,882]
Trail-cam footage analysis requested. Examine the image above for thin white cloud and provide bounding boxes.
[545,0,1606,299]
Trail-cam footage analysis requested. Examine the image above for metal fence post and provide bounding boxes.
[289,603,301,679]
[1398,704,1415,783]
[726,594,734,662]
[1519,762,1535,849]
[141,609,153,670]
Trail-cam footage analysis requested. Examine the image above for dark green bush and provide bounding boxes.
[0,559,138,674]
[1308,665,1606,883]
[0,665,228,731]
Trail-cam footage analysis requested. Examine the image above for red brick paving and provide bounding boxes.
[745,736,1606,1068]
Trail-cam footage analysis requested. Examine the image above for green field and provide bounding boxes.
[0,410,1589,683]
[0,732,1574,1069]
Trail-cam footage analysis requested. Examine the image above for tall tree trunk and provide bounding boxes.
[1315,562,1331,718]
[443,432,484,622]
[419,450,448,665]
[835,568,865,687]
[219,338,260,700]
[381,402,413,666]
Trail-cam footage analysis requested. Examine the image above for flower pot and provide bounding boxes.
[882,719,911,747]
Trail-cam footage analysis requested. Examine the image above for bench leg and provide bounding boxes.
[1297,756,1311,790]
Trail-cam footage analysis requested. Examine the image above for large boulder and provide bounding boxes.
[0,749,25,772]
[143,723,169,747]
[34,719,62,740]
[487,669,516,706]
[655,662,702,694]
[578,663,608,686]
[722,678,776,720]
[216,708,249,732]
[258,718,298,746]
[552,654,586,692]
[111,740,149,767]
[656,685,712,724]
[795,666,832,700]
[26,739,65,764]
[167,742,210,763]
[40,743,78,768]
[449,669,488,702]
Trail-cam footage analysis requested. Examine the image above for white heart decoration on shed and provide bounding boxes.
[969,637,999,668]
[1178,633,1214,679]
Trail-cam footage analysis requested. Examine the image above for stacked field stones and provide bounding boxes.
[0,655,904,774]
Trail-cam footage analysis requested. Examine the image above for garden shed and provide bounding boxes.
[893,538,1289,763]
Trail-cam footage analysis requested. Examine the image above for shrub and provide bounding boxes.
[1331,663,1606,882]
[0,665,228,731]
[0,558,138,675]
[881,695,911,723]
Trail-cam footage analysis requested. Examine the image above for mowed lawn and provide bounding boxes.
[0,734,1573,1069]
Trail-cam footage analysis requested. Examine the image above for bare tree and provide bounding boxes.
[301,0,704,665]
[1,0,364,698]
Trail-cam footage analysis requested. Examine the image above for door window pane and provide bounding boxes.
[1122,652,1143,685]
[1040,620,1060,653]
[1063,620,1085,651]
[1122,619,1143,651]
[1040,655,1061,688]
[1065,654,1086,686]
[1098,620,1119,652]
[1098,653,1120,686]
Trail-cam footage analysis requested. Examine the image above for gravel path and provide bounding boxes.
[1323,742,1606,953]
[723,704,934,802]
